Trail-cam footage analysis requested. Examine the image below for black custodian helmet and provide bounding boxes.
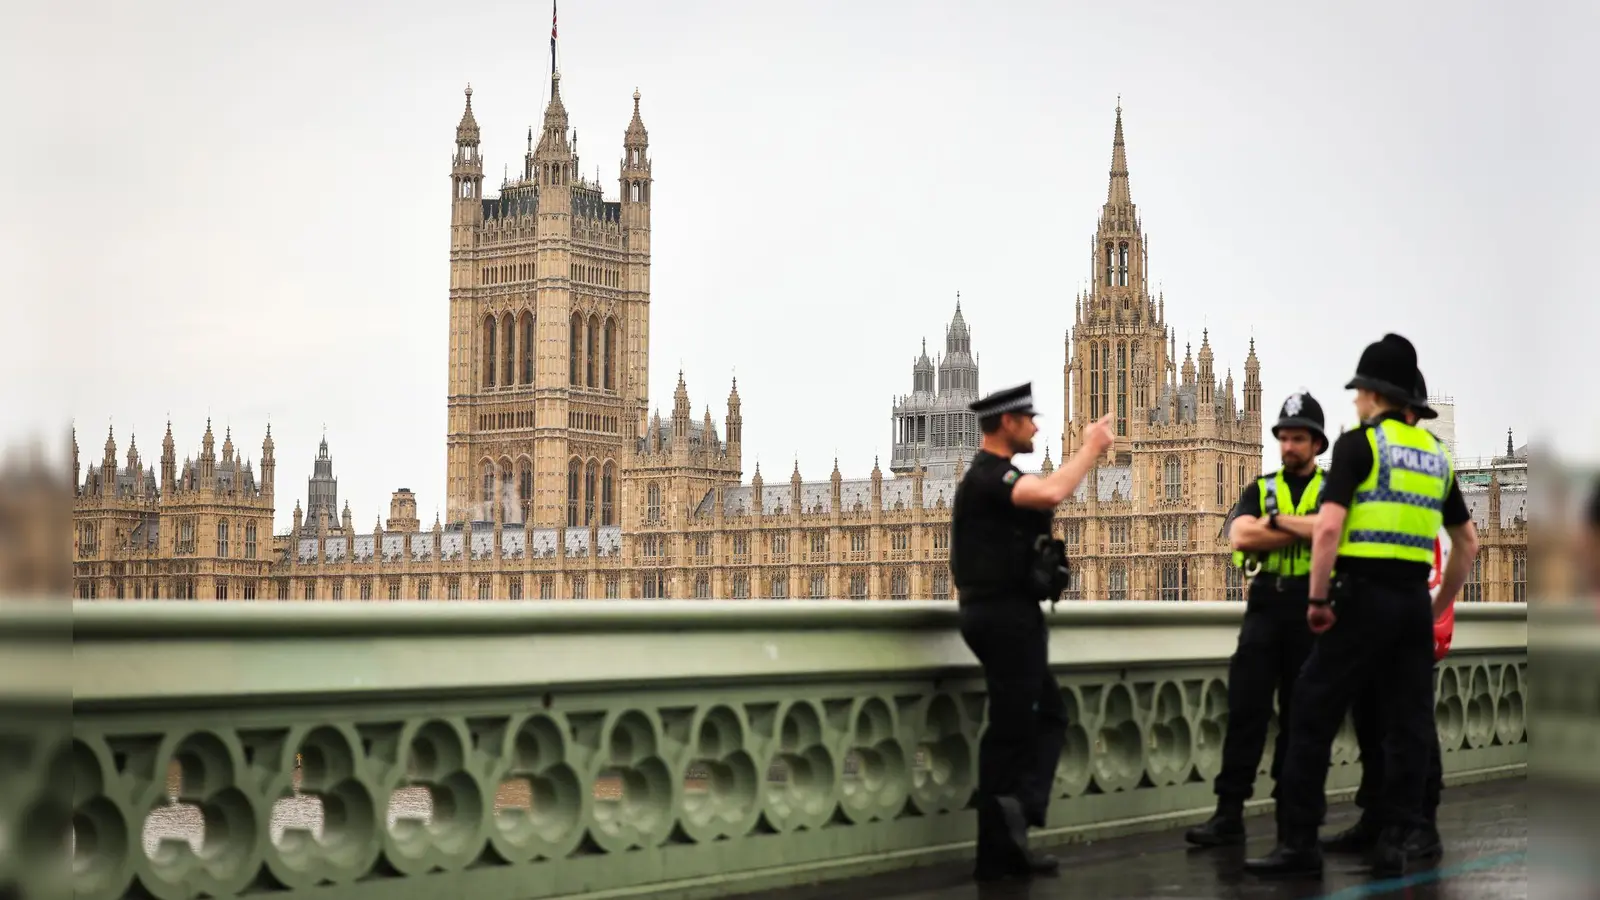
[1272,391,1328,454]
[1409,372,1439,421]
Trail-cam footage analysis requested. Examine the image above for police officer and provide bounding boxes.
[1247,334,1477,877]
[1185,391,1328,847]
[950,383,1113,882]
[1323,372,1449,859]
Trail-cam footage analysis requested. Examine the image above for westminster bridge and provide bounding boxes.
[6,598,1588,899]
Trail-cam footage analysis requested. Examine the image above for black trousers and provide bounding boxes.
[1275,577,1437,839]
[1352,668,1443,826]
[1214,580,1315,806]
[959,601,1068,868]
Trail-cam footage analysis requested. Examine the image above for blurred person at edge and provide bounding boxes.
[1587,476,1600,593]
[0,442,74,599]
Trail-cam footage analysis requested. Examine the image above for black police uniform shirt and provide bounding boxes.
[950,450,1053,603]
[1320,410,1471,588]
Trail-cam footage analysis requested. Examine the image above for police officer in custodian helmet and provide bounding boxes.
[1323,371,1452,862]
[949,383,1113,882]
[1185,390,1328,848]
[1247,334,1479,878]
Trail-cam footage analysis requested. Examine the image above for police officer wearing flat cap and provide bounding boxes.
[1247,335,1478,878]
[1185,391,1328,848]
[950,383,1113,882]
[1325,371,1453,861]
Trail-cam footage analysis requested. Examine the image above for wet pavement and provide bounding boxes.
[738,779,1531,900]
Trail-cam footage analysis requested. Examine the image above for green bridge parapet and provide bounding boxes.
[8,600,1531,899]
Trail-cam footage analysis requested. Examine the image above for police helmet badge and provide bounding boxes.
[1284,391,1305,417]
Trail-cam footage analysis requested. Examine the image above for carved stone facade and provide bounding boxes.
[260,104,1269,603]
[72,421,276,600]
[444,72,651,530]
[70,82,1528,604]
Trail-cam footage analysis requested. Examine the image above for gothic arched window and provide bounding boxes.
[586,314,600,388]
[501,312,515,386]
[1090,343,1100,419]
[601,462,616,525]
[1163,457,1182,503]
[584,460,598,526]
[520,311,536,385]
[602,318,617,392]
[569,313,584,386]
[483,315,497,388]
[567,459,581,527]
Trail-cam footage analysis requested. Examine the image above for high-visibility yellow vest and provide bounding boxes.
[1233,469,1324,576]
[1338,418,1452,564]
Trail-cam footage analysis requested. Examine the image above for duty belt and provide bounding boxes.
[1251,573,1310,594]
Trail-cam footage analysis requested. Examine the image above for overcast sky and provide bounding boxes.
[6,0,1589,531]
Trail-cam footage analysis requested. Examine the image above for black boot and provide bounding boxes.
[974,796,1059,881]
[1021,853,1061,876]
[1369,824,1443,877]
[1244,828,1324,876]
[974,854,1061,883]
[1185,802,1246,847]
[1321,816,1382,853]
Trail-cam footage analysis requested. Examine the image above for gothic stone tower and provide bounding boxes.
[1060,103,1264,601]
[445,71,652,528]
[623,373,744,598]
[890,299,982,478]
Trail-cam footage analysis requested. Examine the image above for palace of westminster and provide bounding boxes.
[70,66,1530,604]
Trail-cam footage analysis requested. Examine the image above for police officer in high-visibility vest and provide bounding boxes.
[1323,372,1455,860]
[1247,333,1477,878]
[1185,391,1328,848]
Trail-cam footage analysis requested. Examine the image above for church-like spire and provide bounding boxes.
[456,84,481,146]
[625,89,648,146]
[621,87,651,217]
[1107,97,1131,206]
[536,70,571,160]
[945,292,971,354]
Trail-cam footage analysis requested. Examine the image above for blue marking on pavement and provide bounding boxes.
[1308,850,1526,900]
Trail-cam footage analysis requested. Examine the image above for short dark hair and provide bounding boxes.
[1587,474,1600,529]
[979,414,1005,435]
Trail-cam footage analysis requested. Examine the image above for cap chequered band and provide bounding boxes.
[979,396,1034,416]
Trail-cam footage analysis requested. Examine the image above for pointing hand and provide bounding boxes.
[1085,413,1115,454]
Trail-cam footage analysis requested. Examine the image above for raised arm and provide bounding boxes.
[1012,413,1115,511]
